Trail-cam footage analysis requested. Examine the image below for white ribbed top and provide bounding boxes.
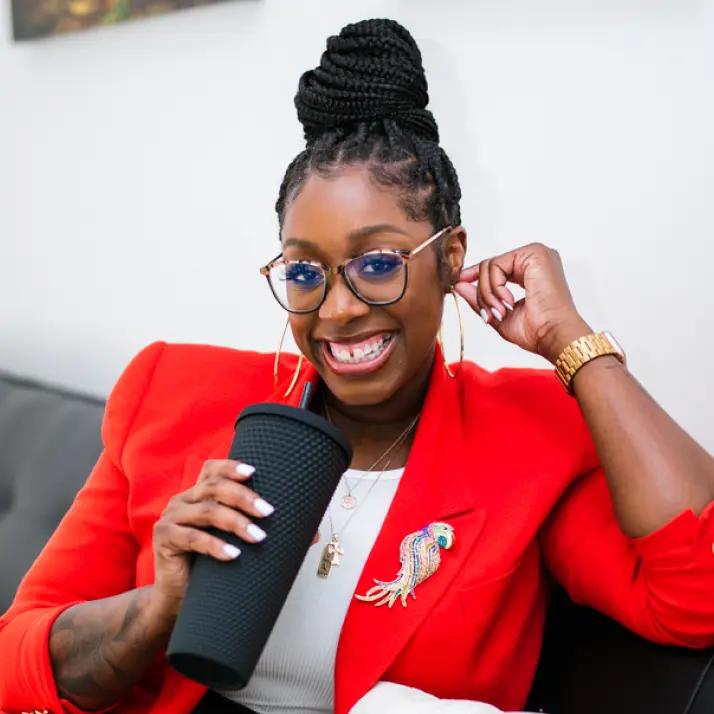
[214,467,404,713]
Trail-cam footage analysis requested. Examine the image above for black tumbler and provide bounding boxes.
[166,402,352,688]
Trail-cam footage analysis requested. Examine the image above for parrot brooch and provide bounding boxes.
[355,521,455,608]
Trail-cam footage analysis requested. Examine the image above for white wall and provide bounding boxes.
[1,0,712,450]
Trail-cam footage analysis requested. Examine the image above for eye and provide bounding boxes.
[284,262,324,289]
[352,252,402,281]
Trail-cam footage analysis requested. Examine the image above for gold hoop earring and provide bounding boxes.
[437,287,464,378]
[274,318,304,397]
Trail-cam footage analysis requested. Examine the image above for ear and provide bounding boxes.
[442,226,467,290]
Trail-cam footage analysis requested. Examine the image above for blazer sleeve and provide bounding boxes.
[0,341,166,713]
[539,420,714,650]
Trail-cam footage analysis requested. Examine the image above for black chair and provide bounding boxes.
[1,372,712,713]
[0,372,104,613]
[525,585,714,713]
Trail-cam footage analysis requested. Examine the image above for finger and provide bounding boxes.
[458,262,493,324]
[484,259,516,312]
[477,259,505,324]
[488,260,515,317]
[198,459,256,484]
[499,287,516,312]
[487,248,529,289]
[457,284,513,324]
[173,500,268,543]
[155,521,242,561]
[184,477,274,520]
[312,530,320,545]
[453,282,479,312]
[478,259,511,324]
[453,282,491,325]
[458,264,480,283]
[474,287,492,325]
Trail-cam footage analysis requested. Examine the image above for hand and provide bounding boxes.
[454,242,592,364]
[148,459,322,620]
[149,459,280,619]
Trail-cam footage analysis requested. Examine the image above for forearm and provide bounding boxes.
[544,318,714,538]
[49,585,175,710]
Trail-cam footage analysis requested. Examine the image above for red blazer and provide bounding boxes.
[2,342,713,714]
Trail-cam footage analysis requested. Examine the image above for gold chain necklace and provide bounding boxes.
[317,406,419,579]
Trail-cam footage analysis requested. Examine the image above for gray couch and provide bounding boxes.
[1,371,712,713]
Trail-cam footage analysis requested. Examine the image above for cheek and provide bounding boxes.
[288,315,315,355]
[400,280,444,346]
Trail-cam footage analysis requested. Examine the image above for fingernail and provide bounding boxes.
[236,463,255,477]
[503,301,513,311]
[491,307,503,322]
[222,544,241,559]
[254,497,274,516]
[247,523,267,541]
[479,309,489,323]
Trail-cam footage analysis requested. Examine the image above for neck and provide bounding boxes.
[314,351,434,470]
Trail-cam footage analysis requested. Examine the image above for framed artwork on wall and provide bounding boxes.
[11,0,235,40]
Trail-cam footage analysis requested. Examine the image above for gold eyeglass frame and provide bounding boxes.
[259,225,453,314]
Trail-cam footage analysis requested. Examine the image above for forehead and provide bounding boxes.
[281,165,423,245]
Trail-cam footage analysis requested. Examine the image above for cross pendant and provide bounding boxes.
[317,535,345,578]
[329,535,345,566]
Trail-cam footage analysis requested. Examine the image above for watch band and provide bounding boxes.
[554,331,625,394]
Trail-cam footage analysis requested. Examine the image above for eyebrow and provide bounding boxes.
[283,223,409,250]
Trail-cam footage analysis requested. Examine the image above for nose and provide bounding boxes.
[318,272,370,325]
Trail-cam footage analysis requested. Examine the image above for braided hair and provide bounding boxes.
[275,19,462,258]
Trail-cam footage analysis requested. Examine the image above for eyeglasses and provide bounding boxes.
[260,226,452,314]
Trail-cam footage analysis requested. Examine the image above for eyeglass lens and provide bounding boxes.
[268,252,407,312]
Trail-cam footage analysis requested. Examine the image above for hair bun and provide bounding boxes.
[295,18,439,145]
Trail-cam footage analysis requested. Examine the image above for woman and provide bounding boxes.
[1,18,713,714]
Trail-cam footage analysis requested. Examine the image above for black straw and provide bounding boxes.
[298,382,313,409]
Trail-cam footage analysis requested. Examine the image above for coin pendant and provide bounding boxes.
[341,495,357,510]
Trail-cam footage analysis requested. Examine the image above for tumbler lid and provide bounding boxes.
[236,402,352,463]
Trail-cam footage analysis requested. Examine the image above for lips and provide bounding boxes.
[318,330,397,377]
[327,333,393,364]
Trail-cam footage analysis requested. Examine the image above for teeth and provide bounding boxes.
[329,334,392,365]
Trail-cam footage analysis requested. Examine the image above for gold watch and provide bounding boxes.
[554,331,626,394]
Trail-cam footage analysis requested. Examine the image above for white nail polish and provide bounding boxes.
[479,309,489,323]
[222,544,241,559]
[503,301,514,311]
[491,307,503,322]
[254,497,275,516]
[236,463,255,477]
[247,523,267,541]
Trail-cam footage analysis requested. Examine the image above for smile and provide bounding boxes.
[319,331,397,376]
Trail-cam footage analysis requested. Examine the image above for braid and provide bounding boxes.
[275,18,462,239]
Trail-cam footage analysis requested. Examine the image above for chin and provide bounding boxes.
[321,375,400,407]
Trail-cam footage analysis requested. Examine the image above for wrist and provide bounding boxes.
[143,585,180,640]
[537,315,593,365]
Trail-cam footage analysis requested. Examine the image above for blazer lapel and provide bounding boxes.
[334,347,487,714]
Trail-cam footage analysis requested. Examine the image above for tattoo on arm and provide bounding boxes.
[49,587,172,709]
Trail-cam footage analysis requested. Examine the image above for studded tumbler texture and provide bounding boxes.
[167,403,352,688]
